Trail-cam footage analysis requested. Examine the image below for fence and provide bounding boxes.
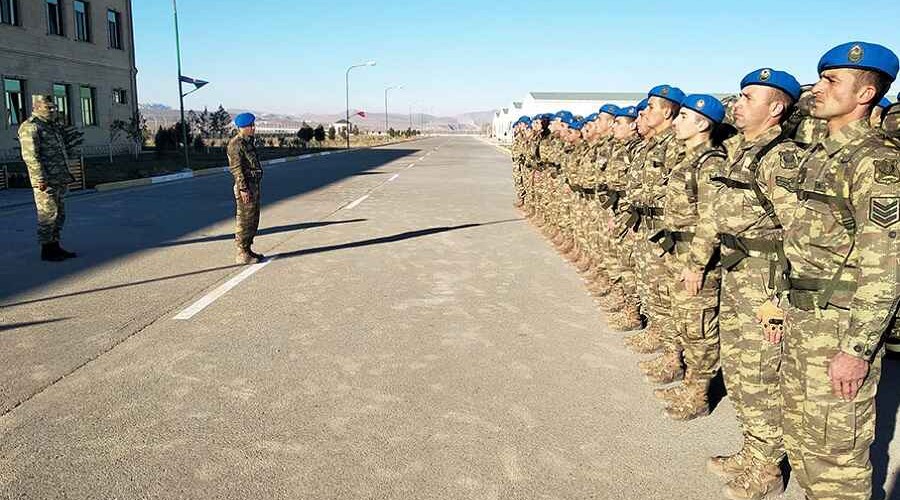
[67,159,86,191]
[0,166,7,190]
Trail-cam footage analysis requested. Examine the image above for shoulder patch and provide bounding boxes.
[870,197,900,228]
[779,150,799,170]
[873,159,900,184]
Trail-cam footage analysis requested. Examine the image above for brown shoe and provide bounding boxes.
[597,289,625,310]
[641,351,684,385]
[662,378,709,421]
[722,464,784,500]
[609,305,643,332]
[707,446,754,480]
[235,250,260,265]
[624,324,664,354]
[575,254,593,273]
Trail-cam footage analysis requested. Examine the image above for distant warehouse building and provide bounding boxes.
[492,92,648,143]
[0,0,137,160]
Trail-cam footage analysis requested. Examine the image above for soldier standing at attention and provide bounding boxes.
[778,41,899,500]
[20,95,76,262]
[228,113,265,265]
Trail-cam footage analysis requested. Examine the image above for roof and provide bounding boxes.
[529,92,647,101]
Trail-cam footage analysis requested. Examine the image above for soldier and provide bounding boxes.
[20,94,76,262]
[683,68,802,500]
[602,105,645,331]
[776,41,899,500]
[869,96,892,128]
[651,94,727,421]
[569,113,603,269]
[227,112,266,265]
[584,104,620,296]
[511,116,532,209]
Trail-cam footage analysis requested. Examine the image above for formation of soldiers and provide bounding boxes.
[510,41,900,500]
[20,104,266,265]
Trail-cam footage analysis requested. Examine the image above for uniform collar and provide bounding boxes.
[821,119,870,157]
[726,124,782,153]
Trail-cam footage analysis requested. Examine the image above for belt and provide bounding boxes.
[719,234,781,269]
[788,277,857,311]
[602,190,626,211]
[649,229,694,255]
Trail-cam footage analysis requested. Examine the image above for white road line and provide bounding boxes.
[343,194,369,210]
[388,174,400,182]
[173,258,275,320]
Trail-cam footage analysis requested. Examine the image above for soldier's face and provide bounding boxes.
[636,112,649,136]
[810,69,864,120]
[595,115,610,136]
[35,101,58,118]
[644,97,669,129]
[734,85,772,132]
[613,117,634,140]
[673,108,702,141]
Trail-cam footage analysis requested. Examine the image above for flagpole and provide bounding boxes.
[173,0,189,168]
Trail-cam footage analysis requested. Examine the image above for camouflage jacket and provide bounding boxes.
[18,116,73,186]
[663,141,727,235]
[227,135,263,191]
[606,136,643,216]
[635,126,682,211]
[783,119,900,360]
[577,139,606,188]
[560,140,587,186]
[689,125,803,271]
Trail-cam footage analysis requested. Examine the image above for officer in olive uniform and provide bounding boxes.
[227,112,265,265]
[20,94,76,262]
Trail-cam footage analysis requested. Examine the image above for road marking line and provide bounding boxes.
[344,194,369,210]
[388,174,400,182]
[173,258,275,320]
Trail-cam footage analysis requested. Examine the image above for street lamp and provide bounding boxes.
[384,85,403,134]
[345,60,376,148]
[172,0,208,169]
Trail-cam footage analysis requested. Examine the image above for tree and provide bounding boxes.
[327,125,336,141]
[314,125,326,142]
[209,105,231,138]
[298,122,314,143]
[111,111,148,159]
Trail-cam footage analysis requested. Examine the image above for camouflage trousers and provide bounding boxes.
[598,207,619,276]
[719,257,785,466]
[782,305,882,500]
[234,181,261,250]
[559,182,577,237]
[609,219,639,304]
[572,192,592,254]
[32,184,68,244]
[670,246,720,379]
[634,225,675,336]
[513,163,526,203]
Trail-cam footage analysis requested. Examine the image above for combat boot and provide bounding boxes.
[707,445,754,480]
[575,253,593,273]
[54,242,77,259]
[640,350,684,385]
[722,463,784,500]
[248,249,266,261]
[662,376,710,421]
[40,243,66,262]
[235,249,260,265]
[596,287,624,309]
[608,304,643,332]
[624,323,664,354]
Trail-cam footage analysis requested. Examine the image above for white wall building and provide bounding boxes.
[491,92,647,143]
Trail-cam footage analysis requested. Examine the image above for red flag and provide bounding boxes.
[355,111,367,118]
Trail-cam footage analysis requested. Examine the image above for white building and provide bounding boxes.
[491,92,646,143]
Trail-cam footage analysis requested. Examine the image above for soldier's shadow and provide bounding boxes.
[872,355,900,500]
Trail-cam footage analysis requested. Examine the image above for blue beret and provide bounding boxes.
[599,104,620,116]
[636,98,649,112]
[648,84,685,105]
[584,112,599,122]
[541,113,555,120]
[554,110,573,121]
[233,112,255,128]
[878,97,892,108]
[615,105,639,119]
[818,41,899,81]
[680,94,725,124]
[569,120,584,131]
[740,68,802,102]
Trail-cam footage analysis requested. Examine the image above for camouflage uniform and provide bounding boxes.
[781,119,899,500]
[574,140,604,262]
[19,115,74,245]
[227,134,264,253]
[689,125,801,477]
[654,141,727,417]
[511,131,527,205]
[589,137,615,277]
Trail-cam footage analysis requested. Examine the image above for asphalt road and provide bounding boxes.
[0,137,897,499]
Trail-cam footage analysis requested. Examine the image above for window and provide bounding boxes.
[74,1,89,41]
[4,78,26,127]
[47,0,64,36]
[53,84,71,125]
[79,85,95,126]
[107,9,121,49]
[1,0,18,26]
[112,88,126,105]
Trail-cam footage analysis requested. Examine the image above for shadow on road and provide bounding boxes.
[0,147,418,303]
[872,356,900,500]
[0,318,70,333]
[154,219,367,248]
[273,219,524,260]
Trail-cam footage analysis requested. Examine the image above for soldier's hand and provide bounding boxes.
[827,352,869,401]
[239,189,252,204]
[755,300,785,344]
[680,268,703,296]
[607,219,616,232]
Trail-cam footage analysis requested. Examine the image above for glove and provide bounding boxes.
[756,299,785,343]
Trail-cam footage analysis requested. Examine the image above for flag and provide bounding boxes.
[355,111,367,118]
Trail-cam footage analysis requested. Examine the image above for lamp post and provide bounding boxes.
[345,61,376,149]
[172,0,208,169]
[383,85,403,135]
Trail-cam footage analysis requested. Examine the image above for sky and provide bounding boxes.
[134,0,900,117]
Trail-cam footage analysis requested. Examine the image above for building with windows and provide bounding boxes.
[0,0,137,160]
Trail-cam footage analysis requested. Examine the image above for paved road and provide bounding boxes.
[0,137,897,499]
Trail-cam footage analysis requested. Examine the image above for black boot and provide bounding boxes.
[41,243,66,262]
[248,249,266,260]
[54,242,77,259]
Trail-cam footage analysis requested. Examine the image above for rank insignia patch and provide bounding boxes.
[870,197,900,228]
[874,159,900,184]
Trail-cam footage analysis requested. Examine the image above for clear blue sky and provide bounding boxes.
[134,0,900,116]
